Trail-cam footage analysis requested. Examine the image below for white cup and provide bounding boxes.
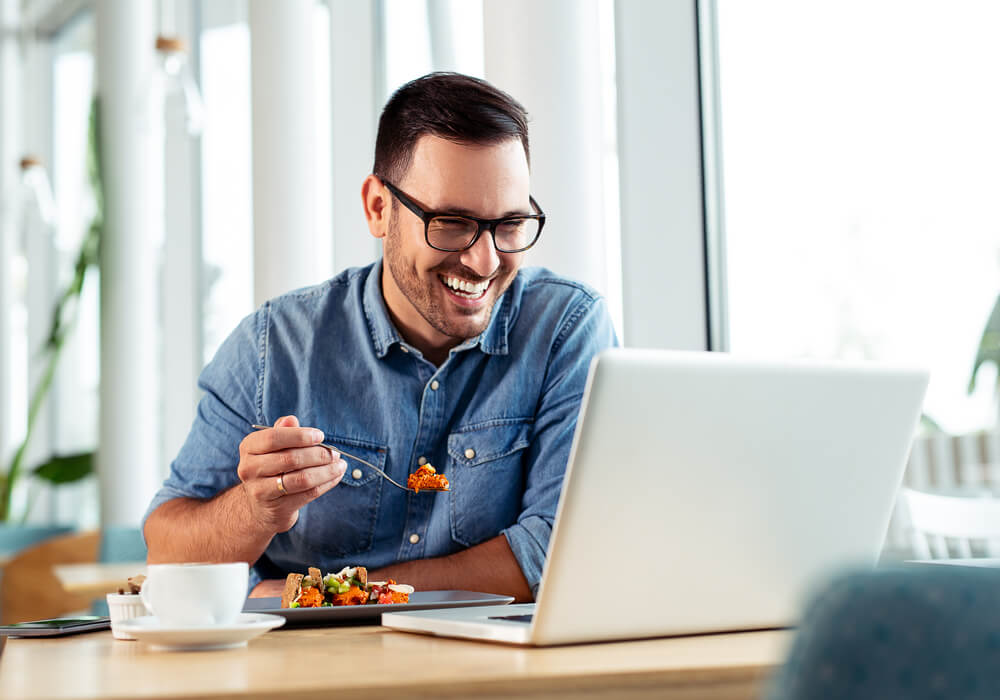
[139,562,249,627]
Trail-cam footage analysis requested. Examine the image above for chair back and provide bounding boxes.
[901,486,1000,558]
[768,566,1000,700]
[98,527,147,563]
[0,525,75,559]
[0,530,100,624]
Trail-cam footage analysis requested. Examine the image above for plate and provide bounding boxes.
[116,613,285,650]
[243,590,515,625]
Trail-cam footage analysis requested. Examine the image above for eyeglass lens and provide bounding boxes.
[427,216,540,252]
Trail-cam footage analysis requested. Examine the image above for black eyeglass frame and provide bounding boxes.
[381,179,546,253]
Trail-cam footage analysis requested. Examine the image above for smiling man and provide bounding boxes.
[143,73,617,602]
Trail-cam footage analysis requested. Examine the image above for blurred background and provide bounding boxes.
[0,0,998,558]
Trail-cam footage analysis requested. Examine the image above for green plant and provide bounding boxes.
[0,98,103,522]
[968,292,1000,398]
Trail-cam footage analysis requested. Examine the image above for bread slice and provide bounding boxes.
[308,567,324,593]
[281,573,304,608]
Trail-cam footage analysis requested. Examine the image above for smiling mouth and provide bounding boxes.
[439,274,491,300]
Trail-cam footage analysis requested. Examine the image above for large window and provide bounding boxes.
[199,2,253,363]
[716,0,1000,435]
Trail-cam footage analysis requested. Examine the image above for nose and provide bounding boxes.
[459,224,501,277]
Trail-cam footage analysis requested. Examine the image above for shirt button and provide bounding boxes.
[351,468,363,480]
[464,448,475,460]
[417,456,427,466]
[409,533,420,544]
[430,380,440,391]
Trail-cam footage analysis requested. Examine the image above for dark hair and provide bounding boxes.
[373,72,530,184]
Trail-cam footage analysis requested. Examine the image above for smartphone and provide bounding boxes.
[0,615,111,637]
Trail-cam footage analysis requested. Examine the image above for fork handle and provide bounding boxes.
[320,442,412,493]
[250,424,413,492]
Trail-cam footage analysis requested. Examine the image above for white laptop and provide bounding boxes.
[382,348,929,645]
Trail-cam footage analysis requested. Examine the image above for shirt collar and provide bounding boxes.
[362,261,513,359]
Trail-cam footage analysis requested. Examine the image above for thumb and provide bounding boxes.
[274,415,300,428]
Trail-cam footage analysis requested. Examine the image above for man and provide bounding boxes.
[143,72,617,602]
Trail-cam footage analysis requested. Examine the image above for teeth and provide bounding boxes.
[442,276,488,295]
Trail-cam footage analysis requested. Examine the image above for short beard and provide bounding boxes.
[384,214,501,341]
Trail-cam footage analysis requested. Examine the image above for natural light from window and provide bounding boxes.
[716,0,1000,435]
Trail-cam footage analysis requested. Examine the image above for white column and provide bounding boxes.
[160,0,203,481]
[22,36,55,497]
[329,0,381,272]
[615,0,708,350]
[249,0,317,305]
[96,0,161,526]
[0,0,21,473]
[426,0,458,71]
[483,0,608,296]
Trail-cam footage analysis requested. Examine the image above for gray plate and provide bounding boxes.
[243,590,514,625]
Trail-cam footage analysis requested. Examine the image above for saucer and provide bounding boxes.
[116,613,285,651]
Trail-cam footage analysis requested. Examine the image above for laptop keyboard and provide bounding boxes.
[487,614,534,624]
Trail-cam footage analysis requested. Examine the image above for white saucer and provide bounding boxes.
[116,613,285,651]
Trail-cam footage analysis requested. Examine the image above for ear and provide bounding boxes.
[361,174,391,240]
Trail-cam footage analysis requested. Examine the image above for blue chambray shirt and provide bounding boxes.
[144,261,618,595]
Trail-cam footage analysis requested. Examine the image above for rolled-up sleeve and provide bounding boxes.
[502,295,618,596]
[142,307,266,528]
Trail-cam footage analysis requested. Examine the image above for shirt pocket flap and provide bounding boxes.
[322,434,387,487]
[447,419,532,468]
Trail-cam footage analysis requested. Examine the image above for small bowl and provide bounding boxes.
[107,593,149,640]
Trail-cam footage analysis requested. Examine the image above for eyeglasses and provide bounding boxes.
[382,180,545,253]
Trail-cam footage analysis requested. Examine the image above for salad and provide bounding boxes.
[281,566,415,608]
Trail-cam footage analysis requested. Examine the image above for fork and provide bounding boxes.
[250,424,435,493]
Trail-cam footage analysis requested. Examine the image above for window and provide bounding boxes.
[715,0,1000,434]
[199,4,253,363]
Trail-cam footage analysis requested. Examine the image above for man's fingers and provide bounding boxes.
[273,477,341,513]
[273,460,347,497]
[239,446,340,481]
[242,424,326,456]
[274,415,299,428]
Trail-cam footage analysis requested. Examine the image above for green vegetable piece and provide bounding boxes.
[290,602,299,608]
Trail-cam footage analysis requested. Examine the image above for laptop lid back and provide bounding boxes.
[530,349,928,645]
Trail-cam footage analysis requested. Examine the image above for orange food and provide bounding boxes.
[329,585,368,606]
[407,464,450,493]
[296,586,324,608]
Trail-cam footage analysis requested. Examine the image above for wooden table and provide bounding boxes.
[0,622,790,699]
[53,562,147,598]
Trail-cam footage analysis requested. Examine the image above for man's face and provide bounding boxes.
[378,135,531,349]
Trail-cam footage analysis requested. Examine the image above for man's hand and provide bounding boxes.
[237,415,348,533]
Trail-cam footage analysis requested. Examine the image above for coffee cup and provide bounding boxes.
[139,562,248,627]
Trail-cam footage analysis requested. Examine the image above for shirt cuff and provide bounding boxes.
[503,515,553,599]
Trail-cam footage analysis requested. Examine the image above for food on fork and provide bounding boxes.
[281,566,414,608]
[407,464,450,493]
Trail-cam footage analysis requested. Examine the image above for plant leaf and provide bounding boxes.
[32,452,94,485]
[969,293,1000,394]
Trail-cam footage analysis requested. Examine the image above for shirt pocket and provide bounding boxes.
[448,419,532,548]
[293,435,386,558]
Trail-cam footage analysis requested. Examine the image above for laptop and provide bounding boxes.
[382,348,930,645]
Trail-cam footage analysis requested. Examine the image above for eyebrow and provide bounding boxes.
[434,204,533,218]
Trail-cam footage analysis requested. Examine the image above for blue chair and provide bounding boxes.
[89,527,147,616]
[767,566,1000,700]
[0,524,75,559]
[97,526,147,563]
[0,525,76,621]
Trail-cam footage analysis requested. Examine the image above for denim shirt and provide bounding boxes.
[144,262,618,595]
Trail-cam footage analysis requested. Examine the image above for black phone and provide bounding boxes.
[0,615,111,637]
